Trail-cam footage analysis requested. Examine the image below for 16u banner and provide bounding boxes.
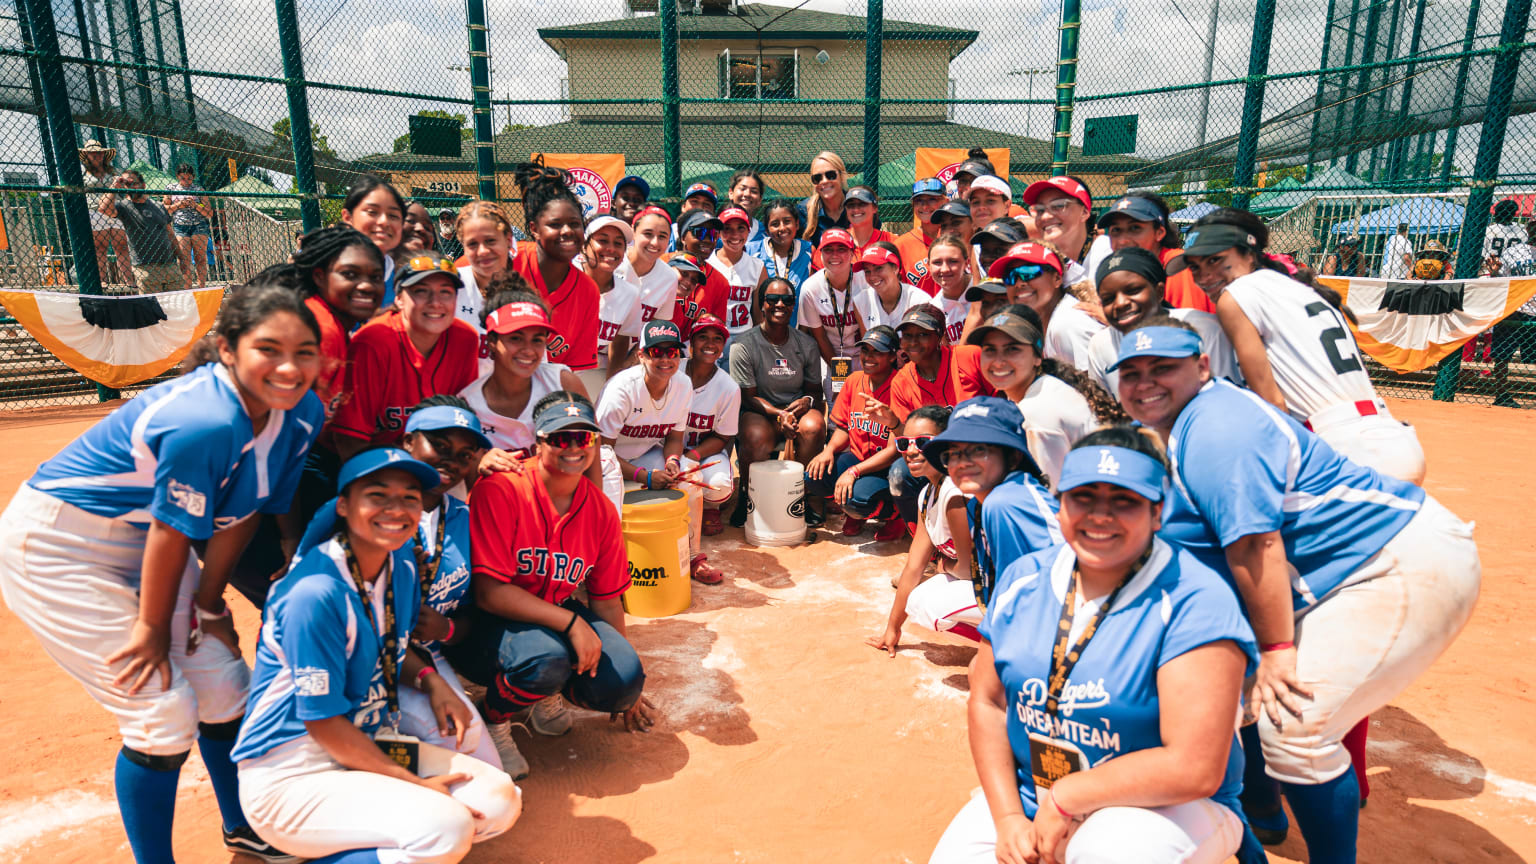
[530,153,625,221]
[1318,275,1536,373]
[915,148,1010,184]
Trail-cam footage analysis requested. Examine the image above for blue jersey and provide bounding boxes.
[380,254,396,309]
[232,536,420,761]
[1161,381,1424,610]
[747,238,813,327]
[969,469,1063,583]
[29,363,322,540]
[981,540,1257,819]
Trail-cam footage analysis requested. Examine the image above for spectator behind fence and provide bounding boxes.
[163,163,212,289]
[1382,222,1414,280]
[97,170,184,294]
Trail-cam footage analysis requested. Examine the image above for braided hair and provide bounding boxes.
[513,160,583,234]
[291,225,384,297]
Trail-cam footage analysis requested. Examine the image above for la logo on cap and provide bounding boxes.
[386,451,402,462]
[955,404,990,419]
[1096,448,1121,476]
[1134,331,1153,350]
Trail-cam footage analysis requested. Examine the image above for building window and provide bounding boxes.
[718,49,797,99]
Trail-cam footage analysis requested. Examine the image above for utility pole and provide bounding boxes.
[1194,0,1219,150]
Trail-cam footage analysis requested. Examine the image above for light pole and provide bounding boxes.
[1008,67,1052,139]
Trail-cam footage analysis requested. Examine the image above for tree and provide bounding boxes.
[1405,151,1456,180]
[272,117,337,161]
[1155,181,1187,211]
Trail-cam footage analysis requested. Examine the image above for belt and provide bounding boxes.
[1305,399,1386,431]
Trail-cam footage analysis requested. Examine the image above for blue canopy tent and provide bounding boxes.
[1169,201,1218,223]
[1329,197,1466,235]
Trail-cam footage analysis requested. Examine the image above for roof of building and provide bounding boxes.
[539,4,978,56]
[360,118,1143,178]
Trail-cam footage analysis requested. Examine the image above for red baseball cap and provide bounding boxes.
[987,242,1063,279]
[819,228,856,250]
[1022,176,1091,211]
[485,301,554,335]
[635,205,673,224]
[717,207,751,226]
[852,244,901,272]
[691,312,729,338]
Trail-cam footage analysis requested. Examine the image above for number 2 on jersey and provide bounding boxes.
[1305,301,1363,375]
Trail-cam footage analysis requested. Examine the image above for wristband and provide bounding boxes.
[848,466,861,479]
[561,610,579,636]
[195,603,231,622]
[416,666,437,689]
[444,619,456,643]
[1048,791,1074,821]
[632,466,644,482]
[685,449,701,462]
[1260,641,1295,653]
[646,469,653,487]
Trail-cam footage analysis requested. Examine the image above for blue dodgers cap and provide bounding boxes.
[1096,196,1166,229]
[533,397,599,435]
[405,404,493,451]
[922,396,1040,473]
[1107,325,1204,372]
[1058,445,1167,502]
[615,175,650,197]
[912,177,946,199]
[337,448,442,493]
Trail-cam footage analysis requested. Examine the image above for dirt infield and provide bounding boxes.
[0,397,1531,863]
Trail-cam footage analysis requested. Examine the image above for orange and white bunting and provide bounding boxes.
[1319,275,1536,373]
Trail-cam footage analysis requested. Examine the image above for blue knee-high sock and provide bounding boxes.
[1239,724,1285,818]
[115,749,181,864]
[308,849,382,864]
[196,728,246,831]
[1235,824,1271,864]
[1283,768,1361,864]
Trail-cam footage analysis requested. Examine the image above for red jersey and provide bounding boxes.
[831,370,895,459]
[893,227,935,288]
[512,248,601,370]
[888,345,984,421]
[667,253,730,337]
[469,463,628,606]
[330,310,480,446]
[951,344,994,400]
[811,228,897,270]
[1160,248,1215,313]
[303,295,353,424]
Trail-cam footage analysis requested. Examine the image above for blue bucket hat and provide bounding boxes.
[1058,445,1167,502]
[337,448,442,493]
[405,404,493,451]
[1107,325,1203,372]
[922,396,1042,477]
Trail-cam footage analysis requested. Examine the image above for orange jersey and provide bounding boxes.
[330,310,480,446]
[830,370,895,460]
[1160,248,1215,314]
[889,345,983,421]
[469,463,628,606]
[950,344,994,400]
[512,248,602,369]
[893,227,935,288]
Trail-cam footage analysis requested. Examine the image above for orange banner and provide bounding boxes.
[530,153,626,221]
[916,148,1010,184]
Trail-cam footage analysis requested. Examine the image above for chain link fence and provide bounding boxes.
[1,0,1533,408]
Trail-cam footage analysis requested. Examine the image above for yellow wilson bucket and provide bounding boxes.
[620,488,692,618]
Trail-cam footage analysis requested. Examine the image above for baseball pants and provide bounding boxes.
[904,572,982,641]
[929,786,1243,864]
[1309,405,1426,486]
[803,451,893,520]
[0,484,249,756]
[599,445,625,516]
[398,648,500,771]
[631,445,733,557]
[238,736,520,864]
[1259,495,1479,785]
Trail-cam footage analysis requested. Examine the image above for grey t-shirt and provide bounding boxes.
[728,326,821,409]
[113,198,178,265]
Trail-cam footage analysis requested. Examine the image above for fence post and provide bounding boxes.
[273,0,321,231]
[170,0,197,130]
[1304,0,1339,181]
[1440,0,1482,188]
[1050,0,1081,177]
[465,0,497,203]
[19,0,116,401]
[16,0,58,187]
[1231,0,1277,210]
[1386,0,1429,183]
[1343,0,1382,176]
[863,0,883,183]
[659,0,682,203]
[1431,0,1531,402]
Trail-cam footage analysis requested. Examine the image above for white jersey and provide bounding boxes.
[683,366,741,450]
[1016,373,1098,491]
[1087,307,1240,396]
[596,365,693,460]
[458,363,568,457]
[927,292,970,345]
[798,269,867,357]
[1223,267,1378,421]
[1381,234,1414,280]
[455,268,486,333]
[1042,294,1105,372]
[596,270,645,371]
[919,477,969,578]
[1083,234,1113,289]
[708,249,765,336]
[1483,223,1528,260]
[854,281,929,332]
[617,255,678,323]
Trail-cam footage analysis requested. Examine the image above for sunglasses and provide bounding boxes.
[1003,263,1047,286]
[895,435,934,452]
[406,255,458,275]
[541,430,597,449]
[810,169,839,184]
[762,294,795,306]
[644,346,682,359]
[937,443,997,469]
[688,228,717,243]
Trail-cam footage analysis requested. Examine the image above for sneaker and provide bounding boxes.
[513,694,573,736]
[805,506,826,528]
[485,718,531,780]
[873,517,908,542]
[223,826,301,864]
[841,516,867,537]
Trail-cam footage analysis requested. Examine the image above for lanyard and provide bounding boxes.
[968,497,994,612]
[339,532,400,719]
[830,279,852,348]
[1043,549,1151,716]
[413,501,448,595]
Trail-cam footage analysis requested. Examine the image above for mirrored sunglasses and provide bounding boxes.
[542,430,597,449]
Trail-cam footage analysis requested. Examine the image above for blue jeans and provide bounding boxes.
[448,598,645,721]
[887,458,929,525]
[804,451,892,519]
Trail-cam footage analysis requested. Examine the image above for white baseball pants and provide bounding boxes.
[397,648,500,770]
[904,572,982,638]
[1310,408,1427,486]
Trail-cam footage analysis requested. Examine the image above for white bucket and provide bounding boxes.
[745,459,806,547]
